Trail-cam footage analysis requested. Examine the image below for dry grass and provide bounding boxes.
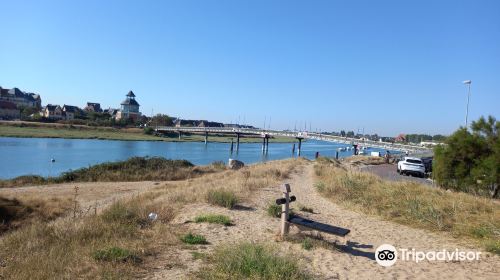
[0,158,305,279]
[0,196,72,234]
[313,161,500,255]
[342,155,387,166]
[0,157,218,188]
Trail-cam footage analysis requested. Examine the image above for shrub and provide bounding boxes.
[267,203,294,218]
[93,247,139,263]
[144,127,154,135]
[298,204,314,213]
[181,233,208,245]
[301,238,313,250]
[195,214,232,226]
[211,161,226,170]
[433,116,500,198]
[206,190,238,209]
[199,243,311,280]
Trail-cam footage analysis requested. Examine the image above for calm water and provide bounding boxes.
[0,137,393,179]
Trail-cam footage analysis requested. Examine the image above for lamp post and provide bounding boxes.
[462,80,472,128]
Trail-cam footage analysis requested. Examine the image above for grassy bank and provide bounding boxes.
[313,158,500,255]
[0,157,219,188]
[0,159,303,279]
[0,121,295,143]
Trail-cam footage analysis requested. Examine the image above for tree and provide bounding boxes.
[151,114,174,127]
[433,116,499,198]
[346,131,355,138]
[340,130,346,137]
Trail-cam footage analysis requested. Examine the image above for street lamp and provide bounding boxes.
[462,80,472,128]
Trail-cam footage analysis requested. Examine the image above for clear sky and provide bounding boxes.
[1,0,499,136]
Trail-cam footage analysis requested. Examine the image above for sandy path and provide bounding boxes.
[281,163,499,279]
[146,163,499,279]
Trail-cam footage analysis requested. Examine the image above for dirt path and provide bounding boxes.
[147,163,499,279]
[280,163,499,279]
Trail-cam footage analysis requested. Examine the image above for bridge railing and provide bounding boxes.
[154,126,431,153]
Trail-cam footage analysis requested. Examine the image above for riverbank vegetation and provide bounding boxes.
[433,115,499,198]
[314,158,500,255]
[0,159,302,279]
[0,157,215,188]
[0,121,294,143]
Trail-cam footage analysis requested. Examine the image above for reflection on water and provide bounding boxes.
[0,137,391,179]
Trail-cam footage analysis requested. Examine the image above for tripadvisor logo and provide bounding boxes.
[375,244,482,267]
[375,244,397,267]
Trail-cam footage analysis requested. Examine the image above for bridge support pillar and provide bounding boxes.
[262,137,266,153]
[178,131,181,140]
[204,132,208,144]
[236,133,240,151]
[265,137,269,152]
[296,137,303,157]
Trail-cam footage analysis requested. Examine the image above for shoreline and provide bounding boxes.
[0,121,296,143]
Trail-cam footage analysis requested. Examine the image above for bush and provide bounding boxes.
[195,214,232,226]
[211,161,226,170]
[433,116,499,198]
[93,247,140,263]
[199,243,311,280]
[267,203,295,218]
[181,233,208,245]
[144,127,154,135]
[301,238,313,250]
[206,190,238,209]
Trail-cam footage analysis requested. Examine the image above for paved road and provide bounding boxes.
[360,164,433,186]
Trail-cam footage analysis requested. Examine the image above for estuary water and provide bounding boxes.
[0,137,391,179]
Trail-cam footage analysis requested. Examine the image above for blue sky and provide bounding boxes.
[1,0,499,136]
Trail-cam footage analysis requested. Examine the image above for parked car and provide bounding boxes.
[397,157,426,177]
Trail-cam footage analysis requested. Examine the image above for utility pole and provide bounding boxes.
[463,80,472,128]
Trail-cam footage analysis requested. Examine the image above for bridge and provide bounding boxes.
[154,126,431,155]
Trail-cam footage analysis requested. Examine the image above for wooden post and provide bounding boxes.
[292,143,295,155]
[204,132,208,144]
[281,183,291,237]
[230,139,234,153]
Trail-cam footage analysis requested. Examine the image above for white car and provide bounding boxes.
[397,157,426,177]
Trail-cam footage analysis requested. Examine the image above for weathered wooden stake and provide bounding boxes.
[280,183,291,237]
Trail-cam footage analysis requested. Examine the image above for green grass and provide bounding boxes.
[180,233,209,245]
[301,238,313,250]
[93,247,140,263]
[267,203,295,218]
[194,214,232,226]
[206,190,238,209]
[0,156,205,188]
[199,243,312,280]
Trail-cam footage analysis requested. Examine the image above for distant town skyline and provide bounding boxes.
[1,0,499,136]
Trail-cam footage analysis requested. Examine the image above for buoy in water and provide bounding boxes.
[51,158,55,162]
